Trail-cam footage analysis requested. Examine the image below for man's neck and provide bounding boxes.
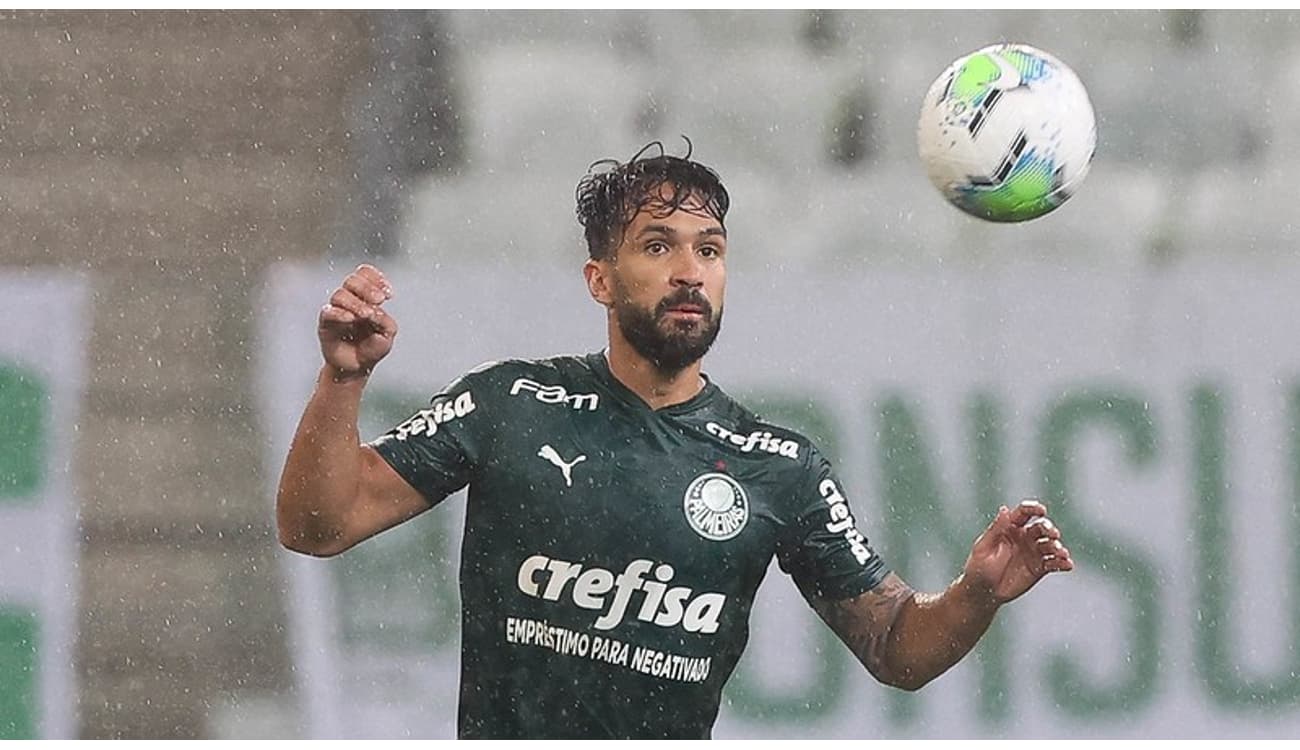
[604,336,705,411]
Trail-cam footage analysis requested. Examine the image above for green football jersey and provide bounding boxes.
[370,352,890,739]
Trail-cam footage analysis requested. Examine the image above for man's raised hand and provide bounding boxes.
[318,264,398,380]
[961,499,1074,605]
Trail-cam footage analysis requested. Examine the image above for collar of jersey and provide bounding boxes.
[587,350,719,415]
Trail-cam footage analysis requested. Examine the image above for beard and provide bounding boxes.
[613,283,723,374]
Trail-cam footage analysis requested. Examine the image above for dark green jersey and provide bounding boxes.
[370,353,890,739]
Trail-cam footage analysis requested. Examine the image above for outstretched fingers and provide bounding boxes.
[999,499,1074,575]
[1025,515,1074,573]
[1008,499,1047,527]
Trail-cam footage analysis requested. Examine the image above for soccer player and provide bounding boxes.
[276,143,1074,739]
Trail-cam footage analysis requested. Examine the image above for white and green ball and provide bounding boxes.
[917,43,1096,223]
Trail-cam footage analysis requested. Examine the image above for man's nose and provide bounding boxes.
[670,250,705,287]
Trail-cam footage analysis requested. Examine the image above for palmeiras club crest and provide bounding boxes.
[683,472,749,541]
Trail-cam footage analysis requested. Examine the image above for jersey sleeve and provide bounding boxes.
[367,365,495,506]
[776,446,891,602]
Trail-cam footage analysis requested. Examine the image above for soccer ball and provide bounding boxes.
[916,43,1096,223]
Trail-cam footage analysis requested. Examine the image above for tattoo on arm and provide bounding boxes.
[812,572,915,683]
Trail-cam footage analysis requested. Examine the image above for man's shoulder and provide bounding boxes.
[434,353,601,405]
[452,353,597,385]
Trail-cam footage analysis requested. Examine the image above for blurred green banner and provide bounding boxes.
[0,274,88,739]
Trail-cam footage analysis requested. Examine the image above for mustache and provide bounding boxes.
[654,288,713,319]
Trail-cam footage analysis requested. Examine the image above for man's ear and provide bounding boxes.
[584,258,614,307]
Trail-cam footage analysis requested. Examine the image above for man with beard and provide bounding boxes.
[276,142,1074,739]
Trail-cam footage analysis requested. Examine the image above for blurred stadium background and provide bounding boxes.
[5,9,1300,738]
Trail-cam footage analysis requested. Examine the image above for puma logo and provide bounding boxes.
[538,444,586,488]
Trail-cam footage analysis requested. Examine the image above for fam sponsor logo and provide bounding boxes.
[705,421,800,460]
[819,478,875,566]
[516,555,726,634]
[683,472,749,542]
[510,377,599,411]
[392,391,475,440]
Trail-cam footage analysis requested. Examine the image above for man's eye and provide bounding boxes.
[700,246,722,258]
[646,242,669,254]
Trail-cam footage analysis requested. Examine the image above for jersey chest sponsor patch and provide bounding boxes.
[515,555,727,634]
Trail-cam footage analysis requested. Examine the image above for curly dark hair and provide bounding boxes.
[575,138,730,261]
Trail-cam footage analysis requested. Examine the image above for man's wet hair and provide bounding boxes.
[575,138,730,261]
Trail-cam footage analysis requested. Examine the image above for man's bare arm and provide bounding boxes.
[276,264,428,557]
[276,368,429,557]
[813,501,1073,690]
[812,571,998,690]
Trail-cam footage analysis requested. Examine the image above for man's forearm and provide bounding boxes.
[276,366,369,554]
[882,573,1000,690]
